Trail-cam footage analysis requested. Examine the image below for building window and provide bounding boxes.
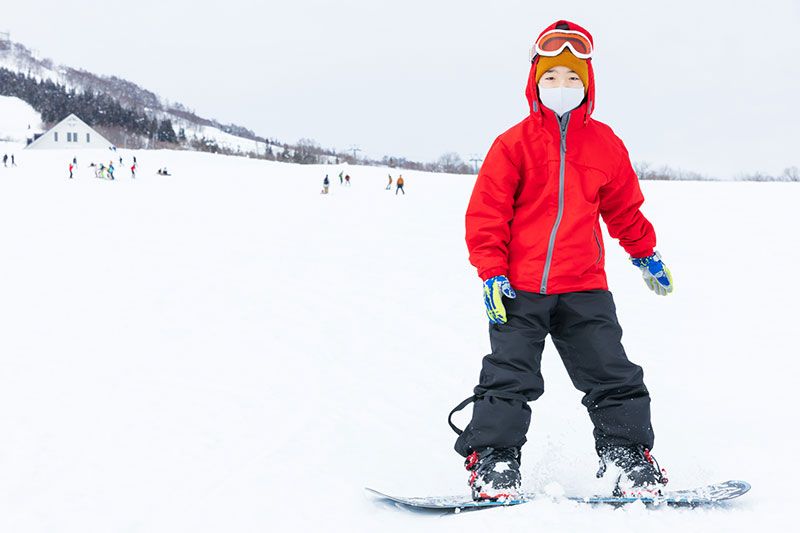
[73,132,78,142]
[86,133,91,143]
[54,131,59,142]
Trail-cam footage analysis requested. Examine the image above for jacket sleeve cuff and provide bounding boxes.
[478,266,508,281]
[629,247,655,260]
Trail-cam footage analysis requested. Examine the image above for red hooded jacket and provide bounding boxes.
[465,20,656,295]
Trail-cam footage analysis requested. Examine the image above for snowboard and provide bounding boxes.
[366,479,750,513]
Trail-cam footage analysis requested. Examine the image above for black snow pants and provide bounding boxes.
[451,289,654,457]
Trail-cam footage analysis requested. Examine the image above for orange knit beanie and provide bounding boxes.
[535,49,588,93]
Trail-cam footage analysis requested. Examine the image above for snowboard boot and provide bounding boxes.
[464,447,522,501]
[597,445,668,497]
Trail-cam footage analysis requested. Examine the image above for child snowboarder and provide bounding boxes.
[449,20,673,502]
[395,175,405,195]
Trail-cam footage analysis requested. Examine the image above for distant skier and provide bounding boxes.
[449,20,673,503]
[10,154,15,167]
[2,154,7,167]
[119,157,123,166]
[69,163,74,179]
[108,161,115,180]
[73,156,77,165]
[386,174,393,190]
[344,174,351,186]
[322,174,330,194]
[130,163,136,179]
[338,171,344,185]
[395,175,405,195]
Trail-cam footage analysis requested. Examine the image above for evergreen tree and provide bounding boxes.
[157,119,178,144]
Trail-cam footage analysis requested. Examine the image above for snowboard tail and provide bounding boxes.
[366,480,750,513]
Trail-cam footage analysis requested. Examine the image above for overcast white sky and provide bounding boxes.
[3,0,799,177]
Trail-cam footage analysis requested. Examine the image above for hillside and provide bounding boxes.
[0,140,795,531]
[0,39,473,172]
[0,95,41,142]
[0,40,274,153]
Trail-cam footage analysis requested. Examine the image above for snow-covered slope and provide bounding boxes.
[0,95,43,142]
[0,42,270,154]
[0,143,795,532]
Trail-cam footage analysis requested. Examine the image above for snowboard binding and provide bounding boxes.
[465,447,522,501]
[597,445,668,498]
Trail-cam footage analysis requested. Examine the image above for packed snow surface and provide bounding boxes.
[0,96,42,142]
[0,141,796,532]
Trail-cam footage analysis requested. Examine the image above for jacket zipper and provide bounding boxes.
[593,227,603,264]
[540,112,570,294]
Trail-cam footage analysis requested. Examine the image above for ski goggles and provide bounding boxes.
[530,29,593,61]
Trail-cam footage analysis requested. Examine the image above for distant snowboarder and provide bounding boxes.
[130,164,136,179]
[2,154,7,167]
[395,175,405,195]
[449,20,673,503]
[69,163,74,179]
[322,174,330,194]
[108,161,115,180]
[338,171,344,185]
[386,174,393,190]
[10,154,15,167]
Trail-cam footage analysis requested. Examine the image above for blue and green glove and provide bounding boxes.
[631,251,673,296]
[483,275,516,324]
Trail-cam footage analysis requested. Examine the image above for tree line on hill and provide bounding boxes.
[634,161,800,182]
[0,68,178,144]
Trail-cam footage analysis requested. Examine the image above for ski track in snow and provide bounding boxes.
[0,139,795,532]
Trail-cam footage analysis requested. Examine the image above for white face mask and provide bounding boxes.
[538,86,585,117]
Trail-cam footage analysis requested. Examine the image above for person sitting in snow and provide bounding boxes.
[449,20,673,502]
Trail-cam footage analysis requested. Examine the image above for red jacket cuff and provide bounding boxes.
[629,247,655,259]
[478,267,507,281]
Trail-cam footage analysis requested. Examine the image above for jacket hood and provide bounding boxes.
[525,20,596,124]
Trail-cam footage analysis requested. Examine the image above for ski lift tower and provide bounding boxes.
[469,154,484,174]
